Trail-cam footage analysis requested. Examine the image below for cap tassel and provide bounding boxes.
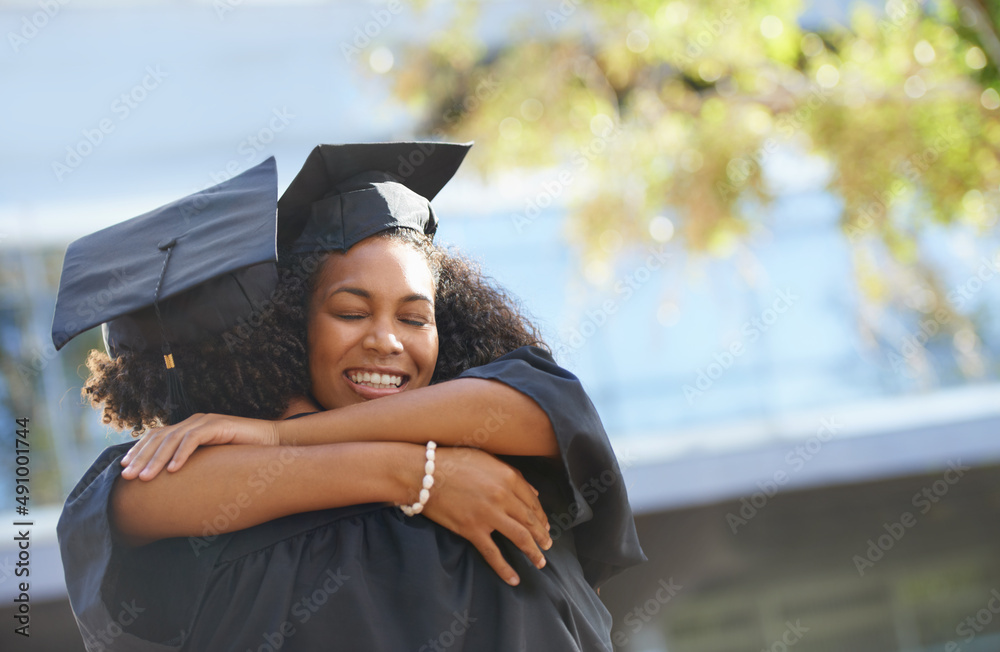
[162,346,194,424]
[153,239,194,424]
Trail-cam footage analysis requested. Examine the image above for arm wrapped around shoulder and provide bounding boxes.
[457,345,647,588]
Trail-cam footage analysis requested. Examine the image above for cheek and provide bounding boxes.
[307,317,346,372]
[306,316,325,365]
[417,330,439,376]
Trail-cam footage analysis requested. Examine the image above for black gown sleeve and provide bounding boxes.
[57,441,230,650]
[456,345,646,588]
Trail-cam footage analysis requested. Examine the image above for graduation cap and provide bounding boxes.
[277,142,472,253]
[51,157,279,422]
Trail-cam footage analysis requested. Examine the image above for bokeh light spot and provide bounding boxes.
[963,189,985,214]
[590,114,616,137]
[850,39,875,63]
[649,216,675,242]
[903,75,926,98]
[981,88,1000,110]
[626,30,650,53]
[369,47,394,74]
[816,64,840,88]
[599,229,624,253]
[698,60,723,83]
[745,107,772,135]
[954,328,977,354]
[760,16,783,39]
[657,2,688,26]
[584,259,612,285]
[597,229,625,254]
[499,117,522,140]
[913,40,935,65]
[966,46,987,70]
[801,33,824,57]
[520,98,544,121]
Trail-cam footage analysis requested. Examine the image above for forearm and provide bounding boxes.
[111,441,424,546]
[278,378,558,457]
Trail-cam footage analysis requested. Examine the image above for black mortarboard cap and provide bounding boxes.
[277,142,472,253]
[52,156,279,358]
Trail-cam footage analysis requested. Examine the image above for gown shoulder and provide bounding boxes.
[456,345,647,588]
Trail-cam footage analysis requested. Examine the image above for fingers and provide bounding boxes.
[494,514,547,572]
[510,478,551,547]
[513,498,551,553]
[137,431,190,480]
[122,428,179,480]
[121,416,205,480]
[166,433,203,473]
[120,426,168,467]
[121,429,168,479]
[120,437,148,468]
[514,480,550,532]
[471,534,521,587]
[505,466,547,531]
[520,500,552,553]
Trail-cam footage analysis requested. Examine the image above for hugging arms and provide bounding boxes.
[112,373,561,584]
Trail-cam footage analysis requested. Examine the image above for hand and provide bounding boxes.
[120,413,280,480]
[419,447,553,587]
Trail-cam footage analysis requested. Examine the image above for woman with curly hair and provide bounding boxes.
[55,144,644,651]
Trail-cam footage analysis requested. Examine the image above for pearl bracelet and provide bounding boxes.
[399,441,436,516]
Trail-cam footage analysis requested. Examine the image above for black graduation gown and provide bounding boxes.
[57,347,646,651]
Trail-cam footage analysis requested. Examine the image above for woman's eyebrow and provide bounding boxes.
[327,287,370,300]
[401,293,433,304]
[326,287,432,304]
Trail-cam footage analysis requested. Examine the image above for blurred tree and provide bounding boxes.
[380,0,1000,385]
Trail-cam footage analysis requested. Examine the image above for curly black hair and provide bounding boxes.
[83,229,548,434]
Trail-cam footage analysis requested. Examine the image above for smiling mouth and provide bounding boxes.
[346,370,408,390]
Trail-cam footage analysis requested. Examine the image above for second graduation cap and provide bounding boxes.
[51,157,279,358]
[277,141,472,253]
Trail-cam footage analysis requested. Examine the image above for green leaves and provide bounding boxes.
[382,0,1000,380]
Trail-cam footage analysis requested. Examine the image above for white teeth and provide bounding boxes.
[349,371,404,389]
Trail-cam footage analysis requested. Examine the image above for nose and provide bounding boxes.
[363,318,404,356]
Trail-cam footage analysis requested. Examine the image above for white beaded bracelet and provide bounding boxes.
[399,441,436,516]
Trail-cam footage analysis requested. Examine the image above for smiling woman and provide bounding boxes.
[54,142,644,651]
[306,234,440,408]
